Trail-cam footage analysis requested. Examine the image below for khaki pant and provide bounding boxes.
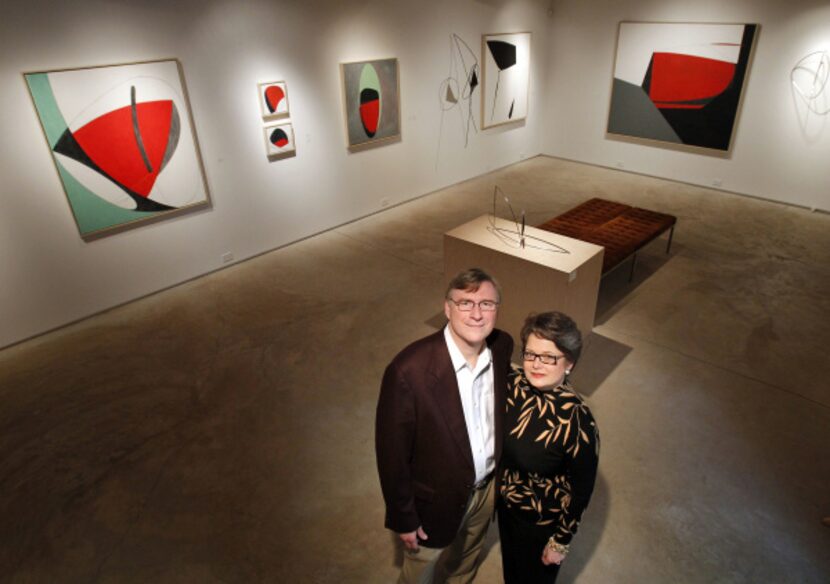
[398,477,495,584]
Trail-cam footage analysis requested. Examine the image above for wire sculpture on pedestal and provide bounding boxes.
[487,186,570,254]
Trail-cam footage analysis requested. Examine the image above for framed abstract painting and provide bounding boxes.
[258,80,289,119]
[340,58,400,150]
[263,121,296,159]
[607,22,758,153]
[24,59,211,240]
[481,32,531,129]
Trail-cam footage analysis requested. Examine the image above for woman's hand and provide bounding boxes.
[542,546,565,566]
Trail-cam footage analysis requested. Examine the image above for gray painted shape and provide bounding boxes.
[607,78,681,143]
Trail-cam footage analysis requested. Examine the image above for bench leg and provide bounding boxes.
[666,225,675,254]
[629,253,637,282]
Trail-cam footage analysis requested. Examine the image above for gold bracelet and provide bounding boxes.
[546,537,569,556]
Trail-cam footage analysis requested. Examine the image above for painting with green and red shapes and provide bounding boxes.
[340,58,400,149]
[24,59,211,240]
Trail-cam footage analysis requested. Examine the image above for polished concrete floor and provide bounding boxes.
[1,156,828,583]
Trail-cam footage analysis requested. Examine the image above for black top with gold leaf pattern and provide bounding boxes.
[500,365,600,545]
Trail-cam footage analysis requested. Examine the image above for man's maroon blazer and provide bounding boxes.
[375,328,514,548]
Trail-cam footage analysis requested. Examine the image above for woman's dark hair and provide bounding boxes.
[520,311,582,366]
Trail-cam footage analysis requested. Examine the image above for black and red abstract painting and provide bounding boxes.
[263,121,296,159]
[607,22,758,153]
[258,80,289,119]
[341,58,400,149]
[25,59,210,239]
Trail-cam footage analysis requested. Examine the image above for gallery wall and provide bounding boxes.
[542,0,830,212]
[0,0,550,349]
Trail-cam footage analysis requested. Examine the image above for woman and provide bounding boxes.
[498,311,600,583]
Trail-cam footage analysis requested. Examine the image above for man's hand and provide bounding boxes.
[399,526,428,551]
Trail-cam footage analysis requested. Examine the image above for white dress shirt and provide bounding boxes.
[444,325,496,484]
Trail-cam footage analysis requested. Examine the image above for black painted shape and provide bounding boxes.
[54,128,98,171]
[269,128,288,145]
[469,69,479,91]
[642,56,654,93]
[658,24,757,150]
[360,88,379,106]
[487,41,517,71]
[509,99,514,119]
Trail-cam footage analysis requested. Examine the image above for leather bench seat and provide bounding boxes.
[537,198,677,274]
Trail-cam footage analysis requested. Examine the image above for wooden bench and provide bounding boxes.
[536,198,677,281]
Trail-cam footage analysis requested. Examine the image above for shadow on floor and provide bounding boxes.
[595,243,680,326]
[558,473,611,583]
[570,333,632,399]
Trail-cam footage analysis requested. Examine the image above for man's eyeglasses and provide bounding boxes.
[447,299,499,312]
[522,351,566,366]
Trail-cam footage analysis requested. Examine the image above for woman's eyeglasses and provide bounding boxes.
[522,351,566,365]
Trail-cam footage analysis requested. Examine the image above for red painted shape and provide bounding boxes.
[265,85,285,113]
[648,53,735,108]
[73,100,173,197]
[274,136,289,148]
[360,99,380,136]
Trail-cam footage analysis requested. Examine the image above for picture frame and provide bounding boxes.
[263,121,296,159]
[481,32,531,129]
[258,80,290,119]
[606,21,758,153]
[340,58,401,150]
[24,58,211,240]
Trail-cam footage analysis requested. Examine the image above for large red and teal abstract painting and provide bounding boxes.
[25,59,210,239]
[607,23,758,153]
[341,58,400,149]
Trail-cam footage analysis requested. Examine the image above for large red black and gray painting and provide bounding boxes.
[608,23,757,151]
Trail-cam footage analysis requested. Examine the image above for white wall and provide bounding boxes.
[542,0,830,211]
[0,0,550,348]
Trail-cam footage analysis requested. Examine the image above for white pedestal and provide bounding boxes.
[444,215,604,344]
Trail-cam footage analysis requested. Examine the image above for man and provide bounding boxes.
[376,268,514,583]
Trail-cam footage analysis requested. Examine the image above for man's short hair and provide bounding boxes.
[445,267,502,302]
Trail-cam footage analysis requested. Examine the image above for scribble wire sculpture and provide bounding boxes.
[487,186,570,254]
[790,50,830,115]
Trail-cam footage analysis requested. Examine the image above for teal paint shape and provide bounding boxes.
[25,73,68,148]
[55,159,153,236]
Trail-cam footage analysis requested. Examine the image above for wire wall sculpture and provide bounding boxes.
[791,50,830,115]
